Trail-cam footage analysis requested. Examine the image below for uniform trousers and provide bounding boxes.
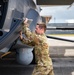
[32,65,54,75]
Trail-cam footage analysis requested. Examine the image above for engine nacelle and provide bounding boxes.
[0,0,39,50]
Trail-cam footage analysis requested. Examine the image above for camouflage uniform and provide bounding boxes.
[20,25,54,75]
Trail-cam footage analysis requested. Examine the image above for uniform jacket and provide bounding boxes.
[20,25,53,66]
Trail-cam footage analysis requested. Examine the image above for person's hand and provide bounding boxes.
[19,31,23,40]
[22,18,29,27]
[23,18,28,24]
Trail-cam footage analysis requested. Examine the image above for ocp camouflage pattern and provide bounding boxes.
[20,25,54,75]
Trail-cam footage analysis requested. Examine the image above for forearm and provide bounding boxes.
[20,37,35,46]
[20,34,29,44]
[22,25,32,39]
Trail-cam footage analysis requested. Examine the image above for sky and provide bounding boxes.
[40,5,74,23]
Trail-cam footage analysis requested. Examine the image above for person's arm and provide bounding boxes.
[22,19,39,45]
[19,31,35,46]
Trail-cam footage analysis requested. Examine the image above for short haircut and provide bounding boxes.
[37,22,46,32]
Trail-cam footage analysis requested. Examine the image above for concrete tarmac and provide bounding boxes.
[0,66,74,75]
[0,57,74,75]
